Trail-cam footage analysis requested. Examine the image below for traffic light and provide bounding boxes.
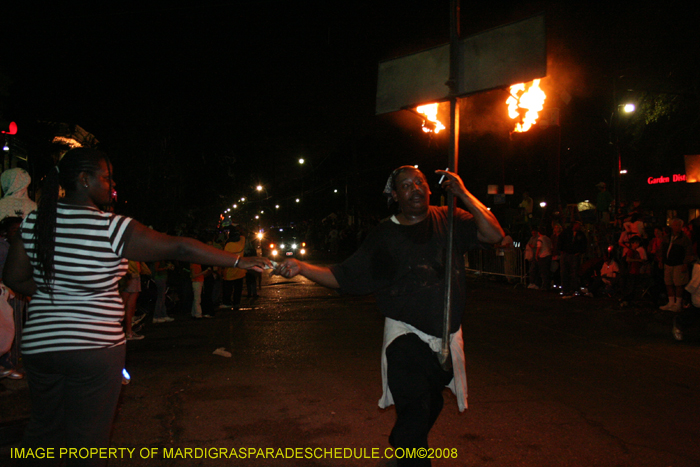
[0,121,17,135]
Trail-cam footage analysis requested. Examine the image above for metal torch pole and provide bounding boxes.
[439,0,460,371]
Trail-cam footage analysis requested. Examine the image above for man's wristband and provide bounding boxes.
[233,256,240,268]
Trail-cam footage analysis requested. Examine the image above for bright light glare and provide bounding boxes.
[620,169,628,174]
[298,158,305,165]
[540,201,547,208]
[623,103,635,113]
[256,185,263,191]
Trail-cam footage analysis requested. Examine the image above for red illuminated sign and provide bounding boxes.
[647,174,686,185]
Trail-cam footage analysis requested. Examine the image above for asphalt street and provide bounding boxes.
[1,264,699,467]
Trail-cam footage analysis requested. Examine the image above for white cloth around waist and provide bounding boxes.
[378,317,468,412]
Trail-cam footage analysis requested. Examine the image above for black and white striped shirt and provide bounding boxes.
[20,203,132,354]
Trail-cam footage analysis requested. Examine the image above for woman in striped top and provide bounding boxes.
[4,148,271,464]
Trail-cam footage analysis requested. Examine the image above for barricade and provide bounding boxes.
[465,247,526,284]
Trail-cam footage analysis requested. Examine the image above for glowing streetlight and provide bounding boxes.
[539,201,547,208]
[623,103,635,113]
[298,158,305,165]
[256,185,263,191]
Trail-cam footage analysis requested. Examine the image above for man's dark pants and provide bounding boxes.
[387,333,453,467]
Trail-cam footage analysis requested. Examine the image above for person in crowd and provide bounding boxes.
[0,216,23,379]
[647,227,666,304]
[152,260,174,323]
[191,261,213,319]
[3,148,270,465]
[675,227,700,340]
[0,167,37,221]
[659,218,693,312]
[0,217,22,280]
[244,230,260,298]
[273,166,503,467]
[619,236,647,307]
[535,225,553,291]
[675,266,700,341]
[221,228,246,310]
[618,221,638,255]
[559,221,588,298]
[120,260,151,340]
[550,223,563,288]
[589,251,620,297]
[495,228,516,283]
[630,212,646,239]
[525,228,540,289]
[200,235,217,318]
[595,182,613,225]
[519,191,533,223]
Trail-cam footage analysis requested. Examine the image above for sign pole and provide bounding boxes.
[439,0,460,370]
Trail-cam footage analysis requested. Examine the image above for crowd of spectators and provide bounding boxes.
[504,187,700,341]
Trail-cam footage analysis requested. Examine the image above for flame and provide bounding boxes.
[415,103,445,134]
[507,79,546,132]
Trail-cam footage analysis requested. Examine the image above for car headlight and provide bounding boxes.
[291,243,297,249]
[279,243,285,249]
[272,250,278,256]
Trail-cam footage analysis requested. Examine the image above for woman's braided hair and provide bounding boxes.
[34,147,111,289]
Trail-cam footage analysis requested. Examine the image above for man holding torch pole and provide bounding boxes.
[274,165,503,465]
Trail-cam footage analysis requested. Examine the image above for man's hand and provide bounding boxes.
[435,169,504,244]
[274,259,302,278]
[436,170,468,198]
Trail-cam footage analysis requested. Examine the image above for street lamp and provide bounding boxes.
[613,102,635,214]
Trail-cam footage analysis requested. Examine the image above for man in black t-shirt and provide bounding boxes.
[274,166,504,466]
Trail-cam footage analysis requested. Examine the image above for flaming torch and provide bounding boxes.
[415,103,445,134]
[507,79,546,132]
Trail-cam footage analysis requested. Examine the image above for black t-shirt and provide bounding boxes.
[330,206,479,337]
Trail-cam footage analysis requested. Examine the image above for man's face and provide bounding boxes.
[392,169,431,216]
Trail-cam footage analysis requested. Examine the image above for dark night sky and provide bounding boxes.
[1,0,698,228]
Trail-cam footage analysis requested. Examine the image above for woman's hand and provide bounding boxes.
[237,256,273,273]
